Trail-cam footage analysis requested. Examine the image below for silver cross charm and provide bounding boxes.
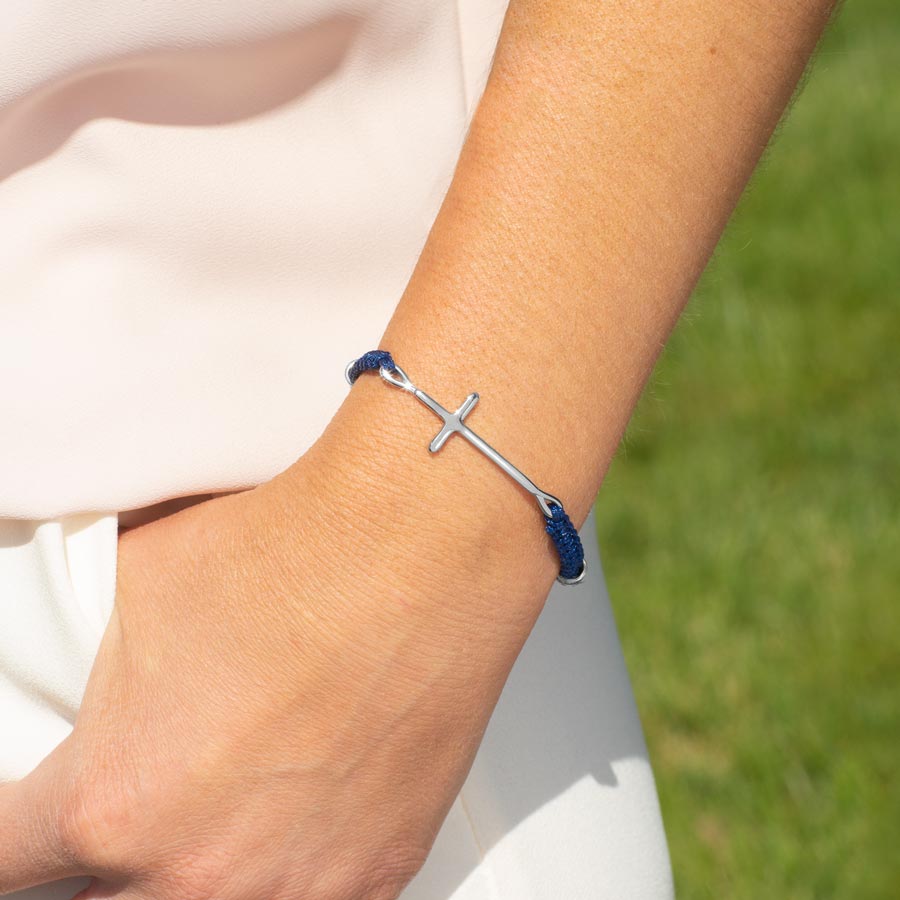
[346,360,564,520]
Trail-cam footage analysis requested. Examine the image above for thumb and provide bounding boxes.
[0,735,87,894]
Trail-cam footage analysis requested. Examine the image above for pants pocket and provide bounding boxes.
[60,511,119,644]
[0,512,117,782]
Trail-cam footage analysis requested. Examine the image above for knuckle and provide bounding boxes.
[57,781,126,870]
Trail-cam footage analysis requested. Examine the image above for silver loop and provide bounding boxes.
[536,490,563,519]
[556,559,587,586]
[345,359,416,391]
[379,363,416,392]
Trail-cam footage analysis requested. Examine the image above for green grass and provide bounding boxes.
[594,2,900,897]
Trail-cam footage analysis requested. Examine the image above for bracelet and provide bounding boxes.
[344,350,586,586]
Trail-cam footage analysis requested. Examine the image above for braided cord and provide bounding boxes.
[346,349,586,585]
[346,349,397,384]
[543,503,585,581]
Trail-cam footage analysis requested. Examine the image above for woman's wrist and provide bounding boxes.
[273,364,566,618]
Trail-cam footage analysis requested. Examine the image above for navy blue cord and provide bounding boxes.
[346,349,397,384]
[346,349,585,584]
[544,503,585,581]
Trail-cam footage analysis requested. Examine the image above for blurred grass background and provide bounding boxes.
[594,1,899,897]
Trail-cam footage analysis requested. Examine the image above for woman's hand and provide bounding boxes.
[0,420,553,900]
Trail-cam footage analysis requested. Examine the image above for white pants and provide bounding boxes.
[0,505,673,899]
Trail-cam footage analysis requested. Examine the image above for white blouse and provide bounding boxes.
[0,0,509,518]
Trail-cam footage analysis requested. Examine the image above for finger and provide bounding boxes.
[0,737,85,894]
[69,877,146,900]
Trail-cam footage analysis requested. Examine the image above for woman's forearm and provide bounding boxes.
[284,0,838,598]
